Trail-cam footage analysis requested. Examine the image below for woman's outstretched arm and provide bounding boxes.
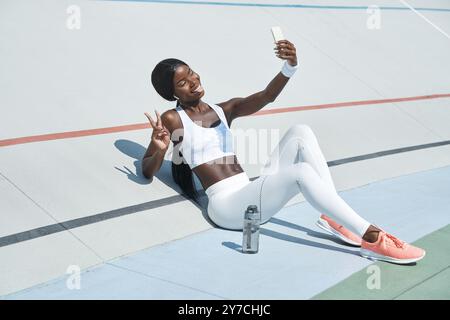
[219,39,298,124]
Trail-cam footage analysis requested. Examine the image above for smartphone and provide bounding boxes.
[271,26,285,43]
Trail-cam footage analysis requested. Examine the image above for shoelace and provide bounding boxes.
[384,233,405,248]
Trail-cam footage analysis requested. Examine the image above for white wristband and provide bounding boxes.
[281,60,298,78]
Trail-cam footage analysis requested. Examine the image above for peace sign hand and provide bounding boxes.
[144,110,170,151]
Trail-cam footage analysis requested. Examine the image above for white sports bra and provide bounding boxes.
[175,102,236,169]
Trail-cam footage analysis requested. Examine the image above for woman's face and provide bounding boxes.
[172,64,204,102]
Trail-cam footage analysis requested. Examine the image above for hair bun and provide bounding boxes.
[151,58,187,101]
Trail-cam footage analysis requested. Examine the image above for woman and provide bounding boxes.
[143,39,425,265]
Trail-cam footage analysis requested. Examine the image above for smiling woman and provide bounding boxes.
[174,66,204,97]
[143,41,426,265]
[148,58,201,201]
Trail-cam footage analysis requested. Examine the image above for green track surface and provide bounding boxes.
[312,224,450,300]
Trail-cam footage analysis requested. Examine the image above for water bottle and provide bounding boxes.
[242,205,261,254]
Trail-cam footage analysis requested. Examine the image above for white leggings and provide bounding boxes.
[206,124,372,236]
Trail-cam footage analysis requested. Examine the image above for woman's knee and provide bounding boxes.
[284,124,318,152]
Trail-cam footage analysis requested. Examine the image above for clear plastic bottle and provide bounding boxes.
[242,205,261,254]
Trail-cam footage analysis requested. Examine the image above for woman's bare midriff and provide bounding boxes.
[170,105,245,191]
[192,155,245,191]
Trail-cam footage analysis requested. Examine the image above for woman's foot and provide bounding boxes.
[360,229,426,264]
[316,214,362,246]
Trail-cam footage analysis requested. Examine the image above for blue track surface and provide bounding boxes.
[6,165,450,299]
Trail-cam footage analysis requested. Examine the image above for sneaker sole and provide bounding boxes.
[360,248,426,264]
[316,217,362,247]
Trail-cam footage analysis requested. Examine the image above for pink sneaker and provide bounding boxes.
[316,214,362,246]
[360,231,426,264]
